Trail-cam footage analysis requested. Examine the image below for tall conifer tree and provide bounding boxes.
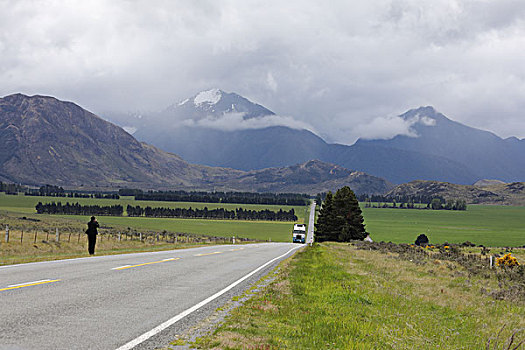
[315,186,367,242]
[314,191,335,242]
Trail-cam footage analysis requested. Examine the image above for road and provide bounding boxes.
[306,201,316,244]
[0,243,302,350]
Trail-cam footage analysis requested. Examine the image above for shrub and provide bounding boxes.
[496,253,520,268]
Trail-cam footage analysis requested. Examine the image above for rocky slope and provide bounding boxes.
[0,94,390,195]
[113,89,524,185]
[387,180,525,205]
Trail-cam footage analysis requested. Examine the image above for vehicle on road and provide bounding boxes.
[292,224,306,243]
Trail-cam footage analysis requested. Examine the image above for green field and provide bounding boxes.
[1,194,524,246]
[0,193,309,242]
[362,205,525,247]
[0,193,309,221]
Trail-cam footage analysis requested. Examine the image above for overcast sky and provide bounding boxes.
[1,0,524,143]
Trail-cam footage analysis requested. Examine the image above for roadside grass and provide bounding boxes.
[193,244,525,349]
[0,235,212,265]
[362,205,525,247]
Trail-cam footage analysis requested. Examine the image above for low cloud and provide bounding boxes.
[181,112,316,133]
[354,114,435,141]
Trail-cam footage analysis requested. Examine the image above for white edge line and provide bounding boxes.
[115,245,303,350]
[7,279,51,288]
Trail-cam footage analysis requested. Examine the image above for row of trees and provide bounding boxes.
[356,193,447,204]
[119,189,310,206]
[25,185,119,199]
[0,182,26,194]
[34,202,297,221]
[35,202,124,216]
[127,205,297,221]
[362,198,467,210]
[315,186,367,242]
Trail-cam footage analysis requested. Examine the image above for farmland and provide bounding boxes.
[0,193,309,243]
[1,194,524,247]
[362,205,525,247]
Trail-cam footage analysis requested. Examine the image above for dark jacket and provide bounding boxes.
[86,220,99,235]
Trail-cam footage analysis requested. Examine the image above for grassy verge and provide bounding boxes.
[193,244,525,349]
[0,235,224,265]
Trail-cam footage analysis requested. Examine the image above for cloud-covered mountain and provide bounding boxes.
[123,89,322,169]
[355,106,525,182]
[0,93,390,194]
[117,89,524,184]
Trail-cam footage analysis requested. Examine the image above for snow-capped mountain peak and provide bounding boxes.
[194,88,222,106]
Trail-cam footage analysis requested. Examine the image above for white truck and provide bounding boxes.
[292,223,306,243]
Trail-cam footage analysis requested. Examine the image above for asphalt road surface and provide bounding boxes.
[0,243,302,350]
[306,201,316,244]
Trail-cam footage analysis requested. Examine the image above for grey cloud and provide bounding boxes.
[1,0,524,144]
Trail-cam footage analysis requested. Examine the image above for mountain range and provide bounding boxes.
[112,89,524,185]
[0,93,391,195]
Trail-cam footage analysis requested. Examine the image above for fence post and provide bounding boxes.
[56,228,59,242]
[139,232,143,242]
[21,230,24,243]
[5,225,9,243]
[118,232,121,242]
[232,236,236,244]
[34,230,38,244]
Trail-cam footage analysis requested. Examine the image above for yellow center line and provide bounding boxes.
[0,279,61,292]
[229,248,244,251]
[114,257,181,270]
[194,251,222,257]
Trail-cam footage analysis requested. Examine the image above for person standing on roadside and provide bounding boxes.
[86,216,99,255]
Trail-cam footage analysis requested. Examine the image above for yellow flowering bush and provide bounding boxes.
[496,253,520,268]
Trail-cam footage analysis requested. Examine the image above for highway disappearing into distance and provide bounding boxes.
[1,202,316,350]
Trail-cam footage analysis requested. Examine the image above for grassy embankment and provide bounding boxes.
[193,244,525,349]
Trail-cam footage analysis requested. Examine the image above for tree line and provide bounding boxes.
[127,205,297,221]
[25,185,119,199]
[356,193,446,204]
[0,181,27,194]
[34,202,297,221]
[35,202,124,216]
[315,186,367,242]
[119,188,309,206]
[362,197,467,210]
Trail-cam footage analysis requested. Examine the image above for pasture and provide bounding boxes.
[1,194,523,247]
[362,205,525,247]
[0,193,308,243]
